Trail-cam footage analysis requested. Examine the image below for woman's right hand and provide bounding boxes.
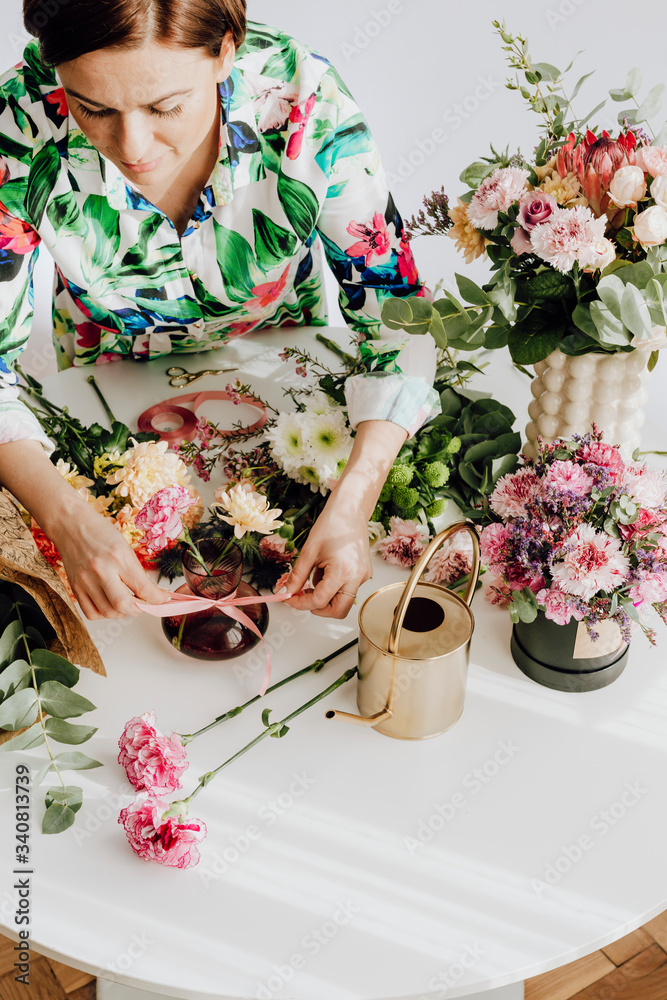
[50,502,173,620]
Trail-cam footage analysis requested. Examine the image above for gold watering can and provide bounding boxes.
[327,522,481,740]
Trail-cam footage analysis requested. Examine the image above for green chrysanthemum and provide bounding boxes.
[423,462,450,488]
[392,486,420,509]
[387,464,414,487]
[426,498,448,517]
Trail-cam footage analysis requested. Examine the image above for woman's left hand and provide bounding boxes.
[285,501,372,619]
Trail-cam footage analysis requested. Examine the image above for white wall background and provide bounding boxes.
[2,0,666,426]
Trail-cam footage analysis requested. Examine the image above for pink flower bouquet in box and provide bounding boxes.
[480,431,667,644]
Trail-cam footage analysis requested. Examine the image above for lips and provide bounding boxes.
[121,155,165,174]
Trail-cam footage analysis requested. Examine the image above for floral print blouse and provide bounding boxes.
[0,22,439,452]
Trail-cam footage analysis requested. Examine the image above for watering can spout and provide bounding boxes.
[325,708,393,727]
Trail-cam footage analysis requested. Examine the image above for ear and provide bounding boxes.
[215,31,236,84]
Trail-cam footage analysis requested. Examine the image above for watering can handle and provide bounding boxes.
[388,521,481,656]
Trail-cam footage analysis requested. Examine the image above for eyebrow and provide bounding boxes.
[64,88,192,109]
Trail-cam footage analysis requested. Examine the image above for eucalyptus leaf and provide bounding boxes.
[635,83,665,123]
[653,122,667,147]
[50,751,103,771]
[45,784,83,813]
[0,688,38,731]
[42,802,76,835]
[0,722,44,753]
[455,274,490,307]
[31,648,80,689]
[589,301,633,347]
[620,284,653,339]
[0,620,23,669]
[624,68,643,97]
[38,680,96,719]
[380,297,413,330]
[596,275,625,319]
[532,62,560,82]
[571,71,595,100]
[44,718,98,745]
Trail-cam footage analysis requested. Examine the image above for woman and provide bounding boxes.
[0,0,438,621]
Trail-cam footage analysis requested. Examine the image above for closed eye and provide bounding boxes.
[76,103,184,120]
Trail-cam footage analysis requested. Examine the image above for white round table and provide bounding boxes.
[1,329,666,1000]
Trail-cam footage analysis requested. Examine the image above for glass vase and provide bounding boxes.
[161,538,269,660]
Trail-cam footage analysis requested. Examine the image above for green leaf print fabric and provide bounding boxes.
[0,22,439,449]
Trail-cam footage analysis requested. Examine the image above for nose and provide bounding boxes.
[115,112,152,164]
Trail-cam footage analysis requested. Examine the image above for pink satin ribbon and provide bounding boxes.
[136,589,294,696]
[137,390,267,445]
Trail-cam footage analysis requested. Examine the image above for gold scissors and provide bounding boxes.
[166,365,237,388]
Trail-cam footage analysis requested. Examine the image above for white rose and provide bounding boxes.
[650,174,667,210]
[583,238,616,272]
[633,205,667,246]
[608,165,646,208]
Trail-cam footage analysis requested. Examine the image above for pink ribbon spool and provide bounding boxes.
[136,590,295,696]
[137,390,267,446]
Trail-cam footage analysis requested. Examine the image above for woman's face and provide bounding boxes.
[57,37,235,188]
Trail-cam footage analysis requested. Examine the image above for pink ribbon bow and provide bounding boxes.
[136,590,295,696]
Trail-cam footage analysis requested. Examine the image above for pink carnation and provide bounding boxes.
[543,460,594,496]
[376,517,428,568]
[489,468,541,520]
[530,205,607,273]
[536,587,585,626]
[551,523,630,600]
[480,522,512,567]
[259,534,294,564]
[628,572,667,607]
[135,486,196,552]
[619,465,667,510]
[468,167,530,230]
[636,145,667,177]
[119,793,206,869]
[619,508,667,541]
[423,534,473,585]
[505,564,545,593]
[577,441,624,475]
[118,712,189,793]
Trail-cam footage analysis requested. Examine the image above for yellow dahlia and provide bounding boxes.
[539,171,586,207]
[448,199,488,263]
[75,486,114,516]
[56,459,94,491]
[106,439,190,508]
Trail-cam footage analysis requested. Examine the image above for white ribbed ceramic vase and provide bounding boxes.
[524,348,652,460]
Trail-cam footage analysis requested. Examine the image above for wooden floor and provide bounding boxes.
[1,914,667,998]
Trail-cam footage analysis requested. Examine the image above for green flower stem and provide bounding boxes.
[180,527,213,575]
[177,638,358,744]
[182,663,358,806]
[206,537,236,573]
[87,375,116,426]
[15,603,65,793]
[315,333,356,367]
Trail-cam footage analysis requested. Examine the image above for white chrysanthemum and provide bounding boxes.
[304,411,353,463]
[368,521,387,548]
[212,483,283,538]
[265,414,307,466]
[306,390,343,416]
[106,439,190,508]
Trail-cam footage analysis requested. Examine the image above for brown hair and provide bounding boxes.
[23,0,247,65]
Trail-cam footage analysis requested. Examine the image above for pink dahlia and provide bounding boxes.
[376,517,428,568]
[423,533,473,585]
[346,212,392,267]
[489,468,541,520]
[577,441,624,475]
[536,587,585,626]
[119,793,206,869]
[135,486,196,552]
[467,167,530,230]
[619,465,667,510]
[118,712,189,793]
[551,523,630,600]
[636,145,667,177]
[530,205,607,273]
[480,522,512,568]
[543,460,594,496]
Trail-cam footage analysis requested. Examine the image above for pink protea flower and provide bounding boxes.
[489,468,542,520]
[636,145,667,177]
[530,205,607,273]
[577,441,624,475]
[480,522,512,567]
[376,517,428,568]
[467,167,530,230]
[620,465,667,510]
[135,485,197,552]
[423,534,473,585]
[119,793,206,869]
[346,212,392,267]
[543,460,594,496]
[551,523,630,600]
[536,587,585,626]
[579,131,637,216]
[118,712,189,794]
